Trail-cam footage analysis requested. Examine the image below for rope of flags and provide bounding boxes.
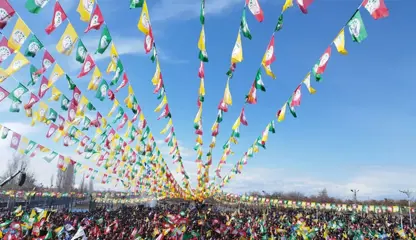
[0,0,189,199]
[132,0,195,196]
[207,0,311,186]
[215,193,416,214]
[213,0,389,193]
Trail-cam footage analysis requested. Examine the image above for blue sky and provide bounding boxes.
[0,0,415,200]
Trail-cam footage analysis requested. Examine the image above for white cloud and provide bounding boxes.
[222,165,416,200]
[150,0,241,22]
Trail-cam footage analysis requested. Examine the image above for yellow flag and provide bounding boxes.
[56,23,78,55]
[38,102,49,123]
[8,17,31,51]
[102,118,107,129]
[198,26,206,51]
[223,79,232,105]
[333,28,348,55]
[77,0,95,22]
[231,32,243,63]
[194,106,202,123]
[76,96,89,116]
[137,0,151,35]
[31,111,38,126]
[109,43,118,61]
[0,68,9,83]
[154,95,167,112]
[231,117,240,131]
[48,86,62,101]
[199,78,205,96]
[160,119,172,134]
[5,52,29,76]
[152,61,161,85]
[88,66,102,90]
[302,73,316,94]
[108,99,119,117]
[277,104,286,122]
[128,85,134,95]
[124,121,132,138]
[282,0,293,12]
[262,62,276,79]
[106,61,116,73]
[48,64,64,87]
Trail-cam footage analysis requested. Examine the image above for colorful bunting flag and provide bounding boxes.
[24,34,43,57]
[8,17,31,51]
[96,25,112,54]
[78,54,96,78]
[137,0,151,35]
[231,32,243,64]
[45,1,67,34]
[363,0,389,19]
[0,0,15,29]
[85,4,104,32]
[77,0,95,22]
[245,0,264,22]
[56,22,78,55]
[348,11,368,43]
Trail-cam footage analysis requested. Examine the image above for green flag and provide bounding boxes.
[8,83,28,103]
[254,69,265,91]
[10,100,21,112]
[96,79,109,101]
[96,25,112,54]
[75,39,87,63]
[200,0,205,24]
[275,14,283,32]
[47,108,58,122]
[66,74,76,90]
[82,116,91,131]
[86,102,96,111]
[25,35,44,57]
[198,50,208,62]
[241,8,252,40]
[25,0,49,14]
[113,107,124,123]
[60,94,70,111]
[348,11,368,43]
[110,60,124,85]
[1,126,9,139]
[130,0,144,9]
[28,65,41,86]
[24,140,36,154]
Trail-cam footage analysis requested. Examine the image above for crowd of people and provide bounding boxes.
[0,200,415,239]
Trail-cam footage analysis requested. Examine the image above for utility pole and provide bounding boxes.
[399,189,413,227]
[350,189,359,204]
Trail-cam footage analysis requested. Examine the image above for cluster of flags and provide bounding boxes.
[216,192,415,214]
[215,0,389,192]
[132,0,196,197]
[0,0,193,200]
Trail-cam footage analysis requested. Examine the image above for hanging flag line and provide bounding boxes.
[193,0,208,197]
[0,14,182,197]
[209,0,296,186]
[0,123,136,191]
[1,2,187,198]
[213,0,389,194]
[133,0,195,196]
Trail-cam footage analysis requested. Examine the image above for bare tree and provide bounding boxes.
[50,174,54,188]
[88,178,94,193]
[317,188,330,202]
[0,153,38,190]
[79,174,85,193]
[56,164,75,192]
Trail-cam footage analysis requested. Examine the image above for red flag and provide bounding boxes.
[24,93,39,109]
[290,85,302,107]
[0,86,9,102]
[10,132,21,150]
[316,46,331,75]
[115,73,129,92]
[218,99,228,112]
[198,61,204,78]
[77,54,95,78]
[245,0,264,22]
[108,89,115,100]
[85,5,104,33]
[297,0,314,14]
[38,76,50,98]
[362,0,389,19]
[68,99,77,122]
[154,77,163,94]
[57,115,65,130]
[0,37,13,63]
[117,113,128,130]
[157,105,170,120]
[240,108,248,126]
[144,28,154,53]
[36,50,55,75]
[0,0,15,29]
[245,84,257,104]
[46,123,58,138]
[45,1,67,34]
[73,86,81,104]
[263,36,276,66]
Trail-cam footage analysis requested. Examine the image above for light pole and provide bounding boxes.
[399,189,413,227]
[350,189,359,204]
